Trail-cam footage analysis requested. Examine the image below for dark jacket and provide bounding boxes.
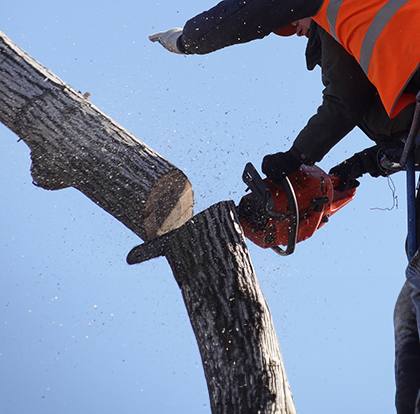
[293,24,415,163]
[178,0,322,55]
[177,1,416,163]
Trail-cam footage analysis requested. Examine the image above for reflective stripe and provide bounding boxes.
[360,0,410,73]
[326,0,343,39]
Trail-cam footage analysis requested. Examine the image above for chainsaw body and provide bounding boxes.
[238,163,356,255]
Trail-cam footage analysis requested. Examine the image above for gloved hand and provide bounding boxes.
[329,143,403,191]
[261,149,303,181]
[328,160,361,191]
[149,28,184,54]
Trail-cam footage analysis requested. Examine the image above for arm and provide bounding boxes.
[328,141,404,190]
[178,0,323,54]
[261,27,379,181]
[291,28,378,163]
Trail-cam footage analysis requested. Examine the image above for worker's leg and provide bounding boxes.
[394,280,420,413]
[416,391,420,414]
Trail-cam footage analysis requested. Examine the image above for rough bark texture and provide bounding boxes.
[0,31,193,240]
[128,201,296,414]
[1,31,296,414]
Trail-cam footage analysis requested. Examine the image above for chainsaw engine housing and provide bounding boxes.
[238,165,356,250]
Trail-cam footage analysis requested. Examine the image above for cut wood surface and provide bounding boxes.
[0,31,193,240]
[128,201,296,414]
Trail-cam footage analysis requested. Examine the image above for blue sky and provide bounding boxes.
[0,1,409,413]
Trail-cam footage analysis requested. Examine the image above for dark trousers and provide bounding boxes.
[394,280,420,413]
[395,242,420,413]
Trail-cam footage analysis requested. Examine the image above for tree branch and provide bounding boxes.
[1,31,296,413]
[0,31,193,240]
[128,201,296,414]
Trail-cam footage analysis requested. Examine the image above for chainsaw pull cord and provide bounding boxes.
[400,92,420,261]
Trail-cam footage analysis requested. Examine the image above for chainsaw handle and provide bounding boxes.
[270,175,299,256]
[242,163,299,256]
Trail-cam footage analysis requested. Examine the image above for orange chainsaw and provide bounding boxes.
[238,163,356,256]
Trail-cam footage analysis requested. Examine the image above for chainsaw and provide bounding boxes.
[238,163,356,256]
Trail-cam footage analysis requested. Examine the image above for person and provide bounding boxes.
[291,24,420,412]
[149,2,420,410]
[149,0,420,169]
[262,19,415,190]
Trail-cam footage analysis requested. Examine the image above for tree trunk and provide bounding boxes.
[0,31,193,240]
[127,201,296,414]
[1,31,296,413]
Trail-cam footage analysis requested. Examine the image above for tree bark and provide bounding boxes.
[0,31,193,240]
[128,201,296,414]
[1,31,296,413]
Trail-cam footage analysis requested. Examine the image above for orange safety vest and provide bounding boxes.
[312,0,420,118]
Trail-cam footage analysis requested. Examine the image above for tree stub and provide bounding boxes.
[128,201,296,414]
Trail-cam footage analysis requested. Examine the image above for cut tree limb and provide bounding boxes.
[128,201,296,414]
[1,31,296,414]
[0,31,193,240]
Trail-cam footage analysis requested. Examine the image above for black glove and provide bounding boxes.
[329,143,403,191]
[328,161,361,191]
[261,148,303,181]
[329,148,378,191]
